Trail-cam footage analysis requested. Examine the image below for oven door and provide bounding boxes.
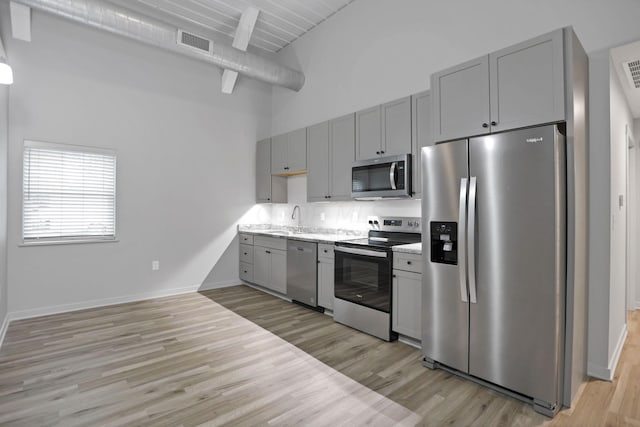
[334,246,392,313]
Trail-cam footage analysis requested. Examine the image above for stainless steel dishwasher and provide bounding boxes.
[287,239,319,309]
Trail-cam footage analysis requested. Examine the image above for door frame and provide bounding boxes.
[626,124,636,311]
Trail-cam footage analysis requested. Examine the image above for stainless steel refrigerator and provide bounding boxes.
[421,124,565,417]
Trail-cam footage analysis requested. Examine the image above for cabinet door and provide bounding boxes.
[271,133,288,175]
[432,55,490,143]
[355,105,382,160]
[382,96,412,157]
[270,249,287,294]
[318,258,335,310]
[307,122,330,202]
[411,91,432,197]
[489,29,565,132]
[287,128,307,173]
[392,270,422,340]
[256,139,272,202]
[329,113,355,201]
[253,246,271,288]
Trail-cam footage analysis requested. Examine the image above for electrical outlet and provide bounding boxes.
[152,260,160,271]
[320,212,325,221]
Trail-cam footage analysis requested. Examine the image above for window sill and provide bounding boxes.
[20,239,120,247]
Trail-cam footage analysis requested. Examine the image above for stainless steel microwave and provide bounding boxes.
[351,154,411,200]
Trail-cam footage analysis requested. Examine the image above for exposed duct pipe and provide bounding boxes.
[15,0,305,91]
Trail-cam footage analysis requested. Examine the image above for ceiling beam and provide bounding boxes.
[221,7,259,94]
[10,2,32,42]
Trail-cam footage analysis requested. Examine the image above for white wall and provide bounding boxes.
[636,118,640,309]
[272,0,640,134]
[269,175,420,231]
[3,5,272,317]
[0,83,8,337]
[607,60,634,370]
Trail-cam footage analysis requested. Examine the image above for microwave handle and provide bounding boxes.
[389,162,397,190]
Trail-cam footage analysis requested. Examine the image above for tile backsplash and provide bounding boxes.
[261,175,421,230]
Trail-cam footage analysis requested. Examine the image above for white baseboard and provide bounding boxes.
[0,312,9,351]
[587,324,628,381]
[636,299,640,310]
[198,280,242,291]
[8,284,205,321]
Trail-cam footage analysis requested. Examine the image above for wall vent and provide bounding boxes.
[177,30,212,53]
[623,59,640,89]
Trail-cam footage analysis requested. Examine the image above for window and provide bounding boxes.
[23,140,117,243]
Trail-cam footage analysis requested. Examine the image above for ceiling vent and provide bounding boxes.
[623,59,640,89]
[177,30,212,54]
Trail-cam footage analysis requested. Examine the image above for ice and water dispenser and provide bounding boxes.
[430,222,458,265]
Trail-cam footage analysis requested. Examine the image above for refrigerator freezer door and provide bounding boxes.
[468,125,565,405]
[421,139,470,373]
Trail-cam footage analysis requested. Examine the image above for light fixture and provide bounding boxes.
[0,36,13,85]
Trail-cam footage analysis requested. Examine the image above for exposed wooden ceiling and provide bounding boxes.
[106,0,355,53]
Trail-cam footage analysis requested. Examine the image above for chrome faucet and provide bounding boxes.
[291,205,301,231]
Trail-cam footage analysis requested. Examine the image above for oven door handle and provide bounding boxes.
[335,246,389,258]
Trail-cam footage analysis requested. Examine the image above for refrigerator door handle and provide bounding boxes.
[468,176,478,304]
[458,177,468,303]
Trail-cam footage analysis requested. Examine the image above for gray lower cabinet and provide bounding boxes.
[271,128,307,175]
[411,90,432,197]
[239,233,254,282]
[356,97,412,160]
[432,28,565,143]
[317,244,335,310]
[256,138,286,203]
[253,236,287,294]
[392,252,422,340]
[307,114,355,202]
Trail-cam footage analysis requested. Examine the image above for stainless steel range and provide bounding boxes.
[334,216,421,341]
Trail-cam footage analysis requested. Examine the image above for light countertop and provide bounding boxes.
[392,242,422,255]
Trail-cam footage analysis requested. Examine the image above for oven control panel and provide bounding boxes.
[367,216,421,232]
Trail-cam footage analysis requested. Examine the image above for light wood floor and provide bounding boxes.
[0,285,638,426]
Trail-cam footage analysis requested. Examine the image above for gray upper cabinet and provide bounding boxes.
[355,105,382,160]
[431,55,490,143]
[271,129,307,175]
[307,121,330,202]
[256,138,286,203]
[270,134,288,175]
[356,97,412,160]
[382,96,412,157]
[330,113,355,200]
[411,91,432,197]
[432,29,565,143]
[489,29,565,132]
[306,114,355,202]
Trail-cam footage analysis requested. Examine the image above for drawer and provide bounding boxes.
[239,233,254,245]
[393,252,422,274]
[239,262,253,282]
[254,235,287,251]
[318,243,334,260]
[239,244,253,264]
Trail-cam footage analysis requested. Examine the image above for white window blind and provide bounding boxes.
[23,141,117,243]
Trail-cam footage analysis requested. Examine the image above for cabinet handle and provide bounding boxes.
[244,252,248,255]
[327,195,331,199]
[267,198,271,201]
[380,150,385,154]
[243,270,247,273]
[393,274,396,278]
[407,261,412,265]
[482,123,489,128]
[265,250,271,254]
[491,121,497,126]
[323,249,328,253]
[376,151,380,155]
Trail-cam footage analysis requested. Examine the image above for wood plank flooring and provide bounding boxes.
[0,285,638,426]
